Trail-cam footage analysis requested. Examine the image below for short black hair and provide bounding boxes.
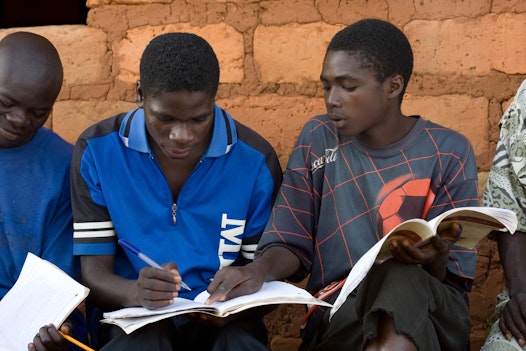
[139,32,220,97]
[327,18,413,97]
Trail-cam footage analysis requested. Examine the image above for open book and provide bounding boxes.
[329,206,517,320]
[0,253,90,350]
[102,280,332,334]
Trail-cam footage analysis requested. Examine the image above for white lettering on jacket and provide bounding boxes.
[218,213,245,269]
[312,147,338,173]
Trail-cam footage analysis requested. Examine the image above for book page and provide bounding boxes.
[103,297,215,319]
[0,253,89,350]
[429,207,517,249]
[102,280,332,334]
[194,280,331,316]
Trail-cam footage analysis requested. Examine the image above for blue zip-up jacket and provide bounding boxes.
[71,105,282,299]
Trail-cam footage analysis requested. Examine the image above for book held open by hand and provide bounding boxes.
[102,280,332,334]
[329,206,518,320]
[0,253,90,350]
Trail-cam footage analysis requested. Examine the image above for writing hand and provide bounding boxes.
[28,323,69,351]
[206,264,265,305]
[499,292,526,346]
[137,262,184,309]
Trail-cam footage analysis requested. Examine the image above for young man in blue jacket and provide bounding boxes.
[71,32,282,350]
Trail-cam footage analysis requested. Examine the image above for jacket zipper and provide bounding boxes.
[172,203,177,225]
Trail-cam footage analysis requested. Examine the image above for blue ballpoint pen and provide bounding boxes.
[118,239,192,291]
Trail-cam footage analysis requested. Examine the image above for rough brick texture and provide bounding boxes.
[3,1,526,350]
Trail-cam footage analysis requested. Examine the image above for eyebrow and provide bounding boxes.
[153,110,212,121]
[320,73,358,82]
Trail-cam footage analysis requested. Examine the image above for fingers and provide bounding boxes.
[206,266,263,305]
[389,223,463,265]
[439,222,462,243]
[389,238,418,262]
[206,274,244,304]
[137,266,180,309]
[500,299,526,346]
[30,324,65,351]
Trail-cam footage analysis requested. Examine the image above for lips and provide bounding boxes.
[167,147,192,158]
[328,113,346,129]
[0,124,25,140]
[328,112,345,121]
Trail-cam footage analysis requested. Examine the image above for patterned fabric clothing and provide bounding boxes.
[258,114,479,297]
[483,79,526,232]
[481,288,526,351]
[482,79,526,351]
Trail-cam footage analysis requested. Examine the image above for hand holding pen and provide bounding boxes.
[119,239,191,291]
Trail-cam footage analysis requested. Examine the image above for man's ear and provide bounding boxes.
[387,74,404,99]
[135,80,144,107]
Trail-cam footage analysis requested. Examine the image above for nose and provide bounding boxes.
[325,87,341,108]
[169,123,193,144]
[5,109,30,128]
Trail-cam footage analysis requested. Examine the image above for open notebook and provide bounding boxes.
[0,253,89,350]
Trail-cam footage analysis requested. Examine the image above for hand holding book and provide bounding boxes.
[329,206,518,320]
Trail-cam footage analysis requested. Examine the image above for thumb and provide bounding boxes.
[435,222,462,251]
[59,321,72,335]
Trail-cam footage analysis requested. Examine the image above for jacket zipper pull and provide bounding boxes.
[172,203,177,225]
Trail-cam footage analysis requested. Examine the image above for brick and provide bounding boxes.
[407,14,526,76]
[254,23,343,84]
[492,0,526,12]
[126,4,173,27]
[86,6,129,39]
[259,0,321,25]
[414,0,491,18]
[222,2,259,32]
[317,0,388,24]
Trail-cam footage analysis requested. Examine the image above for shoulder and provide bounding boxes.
[76,113,127,144]
[38,128,74,158]
[421,119,473,152]
[231,119,283,188]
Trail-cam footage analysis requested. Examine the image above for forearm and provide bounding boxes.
[498,230,526,296]
[253,246,302,281]
[422,253,448,281]
[80,255,139,310]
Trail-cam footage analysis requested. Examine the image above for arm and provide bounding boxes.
[81,255,183,310]
[206,246,301,304]
[497,230,526,346]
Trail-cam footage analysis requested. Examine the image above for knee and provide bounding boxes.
[364,314,417,351]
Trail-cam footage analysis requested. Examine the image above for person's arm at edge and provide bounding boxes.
[496,229,526,346]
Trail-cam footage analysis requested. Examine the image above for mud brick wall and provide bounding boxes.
[3,1,526,349]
